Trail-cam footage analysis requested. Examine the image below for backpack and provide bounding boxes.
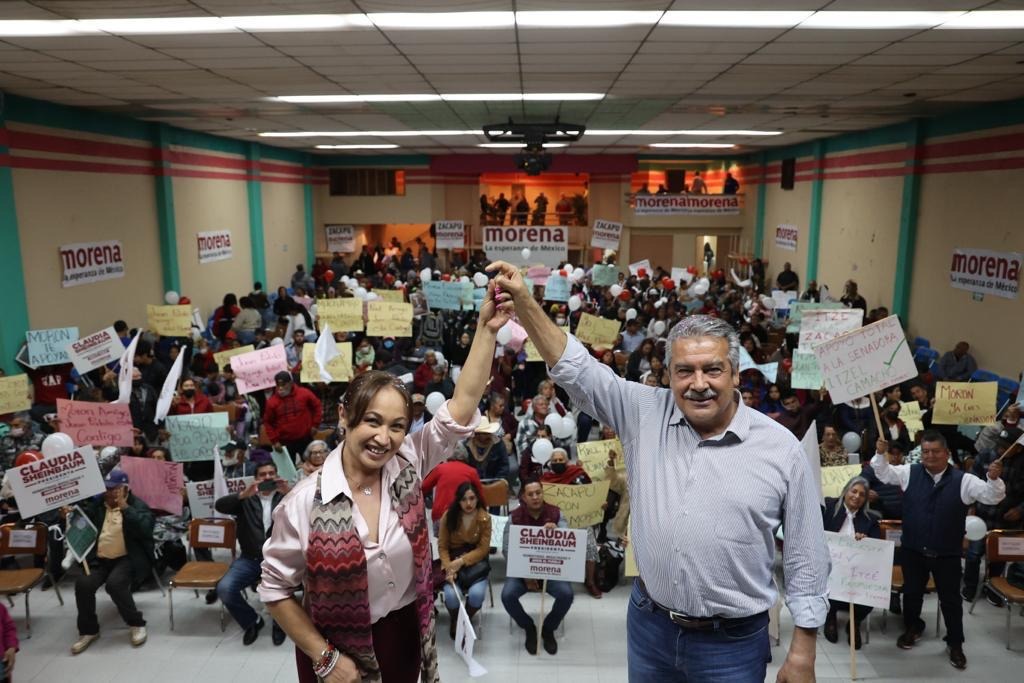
[594,542,625,592]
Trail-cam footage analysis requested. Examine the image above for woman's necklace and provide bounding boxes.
[347,476,375,496]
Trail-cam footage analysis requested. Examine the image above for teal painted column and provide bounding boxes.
[246,144,267,286]
[0,113,30,374]
[893,121,924,319]
[805,141,825,281]
[303,157,315,266]
[753,153,766,258]
[153,124,180,293]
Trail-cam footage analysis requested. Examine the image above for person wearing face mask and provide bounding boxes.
[259,280,508,683]
[0,414,43,470]
[821,476,881,649]
[264,371,322,458]
[168,377,213,416]
[974,404,1021,453]
[541,449,604,599]
[126,367,158,443]
[353,339,376,372]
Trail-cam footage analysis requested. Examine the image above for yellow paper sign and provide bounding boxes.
[932,381,998,426]
[146,305,192,336]
[300,342,353,383]
[624,520,638,577]
[575,313,620,348]
[367,302,413,337]
[0,375,31,413]
[542,480,611,529]
[821,464,863,499]
[900,400,924,437]
[372,289,405,303]
[576,438,625,481]
[523,326,569,363]
[317,298,364,333]
[213,344,254,370]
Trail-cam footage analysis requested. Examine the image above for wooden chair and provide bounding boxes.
[877,520,940,636]
[0,522,63,637]
[168,518,236,631]
[313,428,335,443]
[968,529,1024,649]
[211,402,237,423]
[480,480,510,517]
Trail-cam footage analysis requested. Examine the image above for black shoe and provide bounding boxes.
[846,622,862,650]
[272,623,286,646]
[524,623,537,655]
[947,645,967,670]
[205,589,218,605]
[897,627,922,650]
[960,586,975,603]
[824,613,838,643]
[889,594,902,615]
[541,629,558,655]
[984,587,1006,608]
[243,617,264,646]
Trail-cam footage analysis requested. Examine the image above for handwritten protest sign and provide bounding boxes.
[232,345,288,394]
[739,347,779,383]
[213,344,254,371]
[271,447,299,483]
[522,325,569,363]
[301,342,353,383]
[372,289,405,303]
[367,302,413,337]
[772,290,797,311]
[117,456,184,515]
[786,302,845,333]
[591,264,619,287]
[26,327,79,367]
[543,275,570,302]
[542,481,611,528]
[423,281,473,311]
[791,350,823,390]
[166,412,229,462]
[186,476,252,519]
[575,313,620,348]
[824,532,895,610]
[628,259,652,277]
[56,399,134,447]
[798,309,863,348]
[506,525,587,582]
[146,305,192,336]
[933,381,998,425]
[66,326,123,373]
[8,445,105,517]
[526,265,551,281]
[0,375,31,413]
[821,464,862,499]
[811,316,917,405]
[900,401,925,437]
[316,298,364,332]
[576,438,625,481]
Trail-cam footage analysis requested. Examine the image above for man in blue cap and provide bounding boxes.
[70,468,155,655]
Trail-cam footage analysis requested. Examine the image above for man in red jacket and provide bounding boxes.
[422,452,483,526]
[168,377,213,415]
[263,371,322,457]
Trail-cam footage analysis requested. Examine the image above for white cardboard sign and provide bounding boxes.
[811,315,917,405]
[8,446,106,518]
[505,525,586,583]
[65,326,124,374]
[434,220,465,250]
[824,531,895,610]
[197,524,226,544]
[798,308,864,348]
[590,219,623,250]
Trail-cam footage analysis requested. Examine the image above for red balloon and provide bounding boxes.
[323,270,335,283]
[14,450,44,467]
[178,296,191,305]
[686,266,698,275]
[666,280,675,290]
[384,273,395,286]
[637,268,647,278]
[441,273,451,281]
[618,290,631,301]
[560,269,569,277]
[782,358,793,371]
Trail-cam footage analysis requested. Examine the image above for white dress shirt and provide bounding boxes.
[869,452,1005,505]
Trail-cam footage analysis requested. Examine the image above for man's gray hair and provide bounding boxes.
[664,315,740,374]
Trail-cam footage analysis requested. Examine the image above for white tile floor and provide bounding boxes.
[7,553,1024,682]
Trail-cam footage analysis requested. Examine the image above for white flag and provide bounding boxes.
[453,588,487,677]
[115,332,140,404]
[212,446,229,519]
[801,420,822,503]
[314,323,340,383]
[154,347,185,423]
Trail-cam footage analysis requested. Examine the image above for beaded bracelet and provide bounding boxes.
[313,643,337,677]
[313,648,340,679]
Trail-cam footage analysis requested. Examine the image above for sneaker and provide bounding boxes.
[947,645,967,670]
[984,587,1006,608]
[71,634,99,655]
[243,617,264,646]
[541,629,558,655]
[130,626,147,647]
[897,628,922,650]
[524,623,537,655]
[205,589,218,605]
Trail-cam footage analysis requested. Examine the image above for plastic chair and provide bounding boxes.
[968,529,1024,649]
[970,370,1000,384]
[168,518,236,631]
[912,337,930,350]
[913,347,938,367]
[0,522,64,638]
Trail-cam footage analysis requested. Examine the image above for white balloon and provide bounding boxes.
[270,337,285,346]
[495,323,513,346]
[626,308,637,321]
[434,351,445,367]
[531,438,554,465]
[354,286,368,299]
[544,412,562,432]
[609,284,622,297]
[560,415,576,440]
[965,515,987,542]
[473,272,489,287]
[460,275,470,283]
[573,267,585,281]
[567,296,581,311]
[394,280,404,288]
[420,268,432,282]
[653,320,666,335]
[425,391,446,415]
[365,292,379,301]
[692,282,709,296]
[841,431,861,454]
[521,248,531,261]
[563,263,573,273]
[164,290,180,305]
[41,432,75,458]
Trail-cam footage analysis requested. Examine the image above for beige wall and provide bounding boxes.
[172,176,252,318]
[909,166,1022,378]
[760,175,812,287]
[263,181,307,291]
[13,167,164,333]
[317,179,437,226]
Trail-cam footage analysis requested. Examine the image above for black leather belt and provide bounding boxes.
[637,579,767,631]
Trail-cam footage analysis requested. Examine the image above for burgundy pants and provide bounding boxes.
[296,602,421,683]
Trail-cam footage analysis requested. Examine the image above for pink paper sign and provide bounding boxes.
[56,399,134,447]
[117,456,184,515]
[231,345,288,394]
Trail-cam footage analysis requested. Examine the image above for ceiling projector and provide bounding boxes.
[482,120,585,176]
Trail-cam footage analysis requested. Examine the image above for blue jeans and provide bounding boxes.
[627,581,770,683]
[501,577,573,633]
[443,579,488,610]
[216,556,263,630]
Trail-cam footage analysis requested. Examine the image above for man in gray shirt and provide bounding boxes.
[487,260,830,683]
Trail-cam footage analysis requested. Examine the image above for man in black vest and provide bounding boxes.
[870,431,1005,670]
[214,460,290,646]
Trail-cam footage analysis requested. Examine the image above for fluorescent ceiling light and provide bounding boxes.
[0,20,96,36]
[314,144,400,150]
[477,143,568,149]
[661,11,812,28]
[368,12,514,29]
[81,17,236,34]
[231,14,372,31]
[260,130,481,138]
[939,11,1024,29]
[516,11,662,28]
[275,93,602,104]
[274,94,442,104]
[586,129,781,136]
[798,12,961,29]
[649,143,736,149]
